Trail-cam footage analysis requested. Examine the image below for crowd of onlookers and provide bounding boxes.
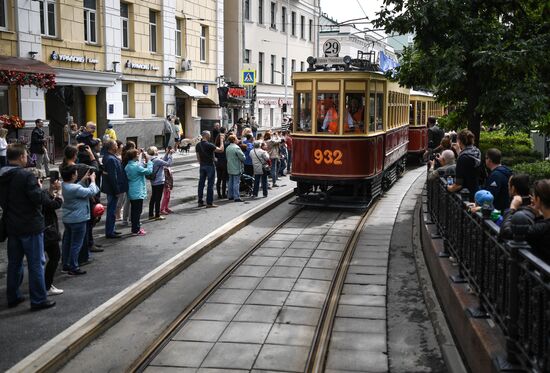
[0,115,293,311]
[426,119,550,263]
[197,122,292,207]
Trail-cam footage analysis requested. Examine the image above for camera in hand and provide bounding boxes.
[522,196,532,206]
[49,170,59,182]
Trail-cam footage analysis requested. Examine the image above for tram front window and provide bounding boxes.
[344,93,365,133]
[295,92,312,133]
[317,93,340,133]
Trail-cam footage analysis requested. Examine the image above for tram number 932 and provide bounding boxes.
[313,149,343,165]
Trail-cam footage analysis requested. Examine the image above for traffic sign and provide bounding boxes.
[323,39,341,57]
[241,69,256,86]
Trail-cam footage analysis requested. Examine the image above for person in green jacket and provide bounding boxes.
[226,135,245,202]
[124,149,153,236]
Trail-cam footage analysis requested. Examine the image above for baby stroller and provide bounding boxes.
[240,173,255,197]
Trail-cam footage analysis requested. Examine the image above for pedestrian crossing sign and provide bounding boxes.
[241,69,256,86]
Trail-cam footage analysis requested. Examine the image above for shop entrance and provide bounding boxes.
[45,86,86,149]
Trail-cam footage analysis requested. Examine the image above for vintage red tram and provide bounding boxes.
[408,91,445,158]
[290,60,410,206]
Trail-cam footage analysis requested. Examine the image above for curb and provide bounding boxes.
[8,190,295,373]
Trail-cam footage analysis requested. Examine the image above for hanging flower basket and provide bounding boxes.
[0,70,56,90]
[0,114,26,130]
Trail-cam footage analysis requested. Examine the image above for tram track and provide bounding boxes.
[130,200,378,373]
[130,207,306,372]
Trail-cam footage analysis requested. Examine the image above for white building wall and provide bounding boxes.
[162,0,177,116]
[104,0,123,120]
[234,0,319,128]
[15,1,45,122]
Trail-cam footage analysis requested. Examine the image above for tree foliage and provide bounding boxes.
[374,0,550,142]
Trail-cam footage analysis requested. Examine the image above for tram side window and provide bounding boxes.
[317,93,340,134]
[409,101,415,125]
[295,92,312,133]
[344,93,365,133]
[369,82,384,132]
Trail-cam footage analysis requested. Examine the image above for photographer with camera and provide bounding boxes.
[125,148,153,235]
[102,140,127,238]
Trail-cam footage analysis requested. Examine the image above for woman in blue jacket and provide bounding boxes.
[124,149,153,236]
[61,166,100,275]
[147,146,173,220]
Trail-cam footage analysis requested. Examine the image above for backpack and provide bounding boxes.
[145,160,161,181]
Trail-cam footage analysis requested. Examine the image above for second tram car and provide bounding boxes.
[290,59,410,206]
[408,90,445,157]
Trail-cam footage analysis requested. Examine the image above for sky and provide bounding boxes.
[319,0,385,25]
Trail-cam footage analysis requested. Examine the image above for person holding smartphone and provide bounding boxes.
[61,166,99,275]
[124,149,153,235]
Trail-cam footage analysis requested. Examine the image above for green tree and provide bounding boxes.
[375,0,550,143]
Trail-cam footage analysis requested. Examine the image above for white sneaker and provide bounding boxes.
[48,285,64,296]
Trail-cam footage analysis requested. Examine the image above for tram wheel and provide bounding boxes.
[297,182,311,196]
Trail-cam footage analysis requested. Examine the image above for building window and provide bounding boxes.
[175,18,183,57]
[291,11,296,36]
[270,2,276,29]
[120,3,129,49]
[39,0,56,37]
[300,15,305,39]
[0,0,6,29]
[291,59,296,72]
[258,52,264,82]
[270,107,274,127]
[281,57,286,85]
[309,19,313,41]
[149,10,157,52]
[84,0,97,43]
[200,25,208,62]
[281,6,286,33]
[150,86,157,116]
[244,49,251,64]
[270,54,275,84]
[258,108,263,126]
[244,0,250,20]
[122,83,129,117]
[258,0,263,24]
[300,61,304,71]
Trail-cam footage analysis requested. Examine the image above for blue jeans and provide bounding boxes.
[105,194,118,236]
[254,174,268,197]
[6,233,48,305]
[228,174,241,200]
[62,222,87,271]
[270,158,279,185]
[198,164,216,205]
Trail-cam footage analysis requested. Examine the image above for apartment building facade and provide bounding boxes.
[225,0,320,128]
[0,0,223,148]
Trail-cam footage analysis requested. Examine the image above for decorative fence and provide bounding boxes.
[426,177,550,372]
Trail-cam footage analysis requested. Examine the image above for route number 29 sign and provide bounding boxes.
[323,39,341,57]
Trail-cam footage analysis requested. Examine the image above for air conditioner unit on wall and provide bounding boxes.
[181,59,192,71]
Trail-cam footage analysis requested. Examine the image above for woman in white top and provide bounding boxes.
[0,128,8,168]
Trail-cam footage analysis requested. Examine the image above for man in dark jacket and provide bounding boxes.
[427,116,444,150]
[484,148,513,211]
[0,144,55,310]
[30,118,50,174]
[101,140,127,238]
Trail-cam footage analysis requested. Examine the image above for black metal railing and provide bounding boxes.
[426,177,550,372]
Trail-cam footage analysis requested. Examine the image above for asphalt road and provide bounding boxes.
[0,160,296,371]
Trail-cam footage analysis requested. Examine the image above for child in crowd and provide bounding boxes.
[147,146,173,220]
[161,162,174,214]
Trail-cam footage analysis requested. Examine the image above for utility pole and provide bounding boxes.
[284,0,289,117]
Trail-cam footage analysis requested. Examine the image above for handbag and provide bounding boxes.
[254,149,271,173]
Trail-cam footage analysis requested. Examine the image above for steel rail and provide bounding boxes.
[129,206,304,373]
[305,199,378,373]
